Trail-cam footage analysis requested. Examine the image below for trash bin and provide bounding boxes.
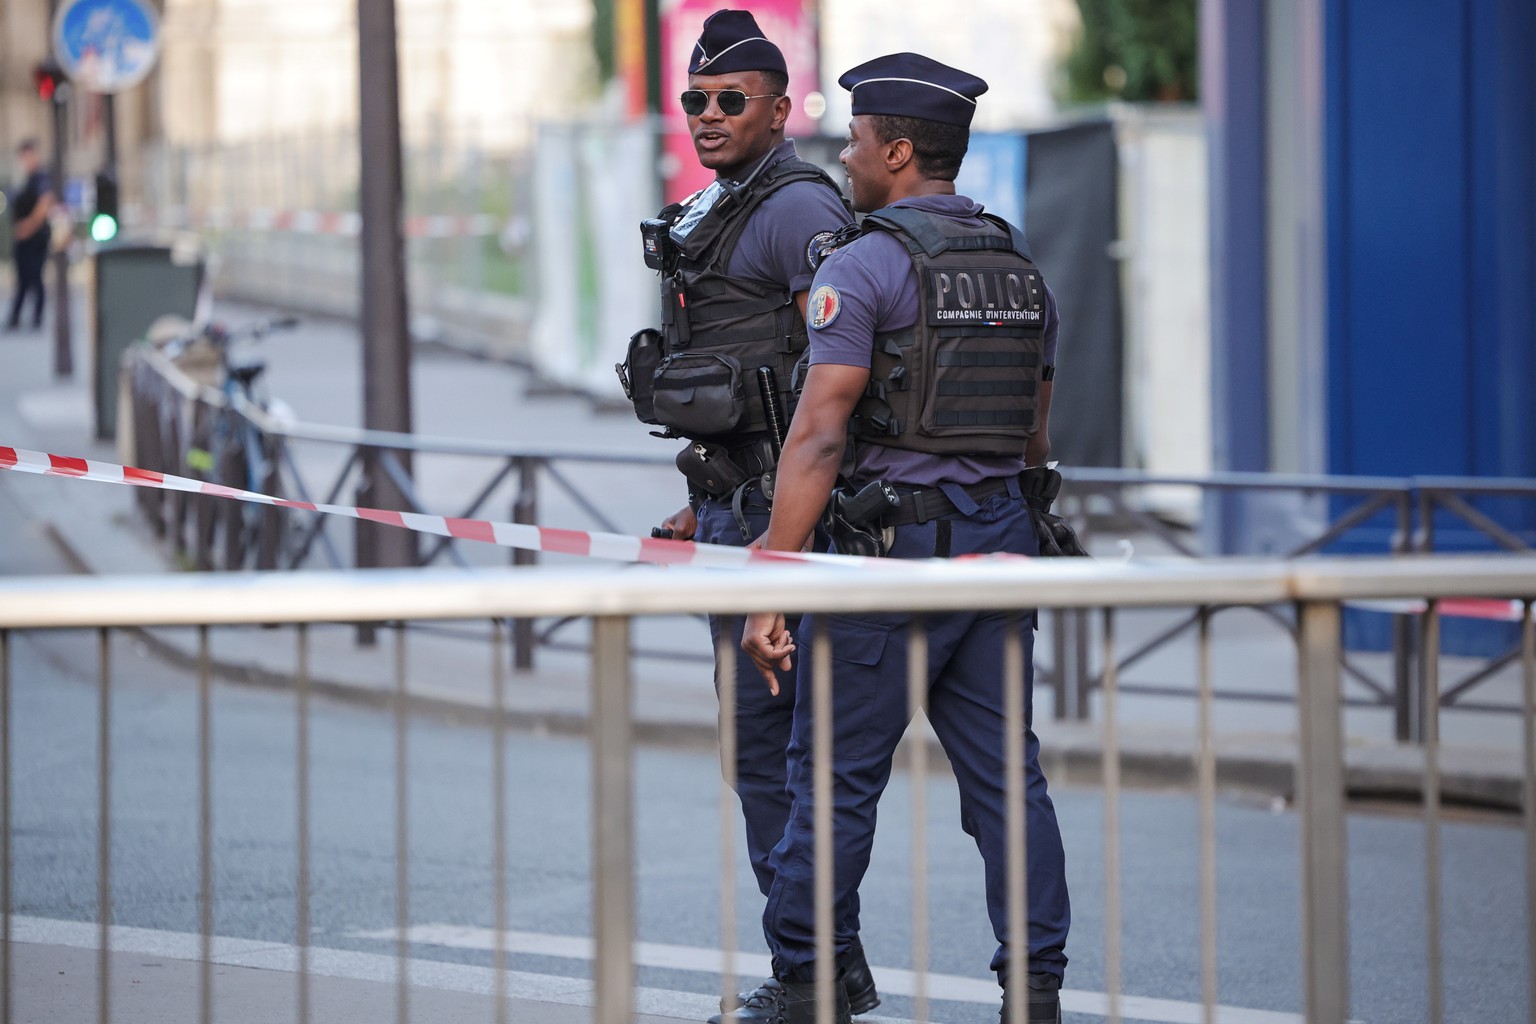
[91,240,204,439]
[0,191,14,256]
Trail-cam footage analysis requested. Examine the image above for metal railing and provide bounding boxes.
[130,131,537,359]
[123,348,1536,737]
[0,555,1533,1024]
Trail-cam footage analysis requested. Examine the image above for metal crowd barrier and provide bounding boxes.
[0,555,1532,1024]
[123,347,1536,737]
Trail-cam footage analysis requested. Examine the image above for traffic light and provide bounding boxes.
[92,172,119,242]
[32,61,67,104]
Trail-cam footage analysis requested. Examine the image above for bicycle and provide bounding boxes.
[162,316,300,571]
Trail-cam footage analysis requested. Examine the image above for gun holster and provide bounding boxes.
[1019,466,1090,557]
[824,511,885,558]
[823,479,899,558]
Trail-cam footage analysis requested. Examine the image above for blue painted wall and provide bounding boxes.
[1326,0,1535,493]
[1325,0,1535,652]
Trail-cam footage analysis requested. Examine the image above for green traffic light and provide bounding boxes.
[92,172,119,242]
[90,214,119,242]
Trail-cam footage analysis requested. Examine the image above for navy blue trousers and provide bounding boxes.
[696,484,862,938]
[763,490,1070,981]
[7,239,47,329]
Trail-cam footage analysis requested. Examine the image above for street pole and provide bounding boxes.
[48,80,72,378]
[643,0,661,114]
[102,93,116,174]
[356,0,416,574]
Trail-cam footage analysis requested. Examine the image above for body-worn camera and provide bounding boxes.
[640,218,677,271]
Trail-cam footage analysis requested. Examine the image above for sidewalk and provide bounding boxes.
[0,298,1526,814]
[10,939,681,1024]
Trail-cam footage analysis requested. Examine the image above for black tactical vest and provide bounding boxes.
[629,157,846,447]
[850,207,1048,458]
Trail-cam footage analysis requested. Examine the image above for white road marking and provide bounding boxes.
[2,915,1320,1024]
[348,922,1314,1024]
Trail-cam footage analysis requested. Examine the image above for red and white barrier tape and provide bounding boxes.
[1345,597,1527,623]
[126,207,500,239]
[6,446,1528,609]
[0,446,865,569]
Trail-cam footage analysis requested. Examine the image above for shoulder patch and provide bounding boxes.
[808,284,842,330]
[806,230,839,270]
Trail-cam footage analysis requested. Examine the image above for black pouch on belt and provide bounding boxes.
[1019,465,1090,557]
[675,441,750,500]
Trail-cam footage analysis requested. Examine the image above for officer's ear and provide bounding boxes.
[885,137,916,174]
[770,94,792,132]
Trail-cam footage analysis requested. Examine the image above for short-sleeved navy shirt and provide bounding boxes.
[720,140,853,294]
[13,170,51,221]
[806,194,1059,488]
[11,170,53,253]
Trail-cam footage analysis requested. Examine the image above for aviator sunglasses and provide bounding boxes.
[680,88,783,116]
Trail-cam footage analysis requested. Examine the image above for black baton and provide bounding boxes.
[757,366,787,458]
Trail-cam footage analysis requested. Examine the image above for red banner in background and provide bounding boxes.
[661,0,821,203]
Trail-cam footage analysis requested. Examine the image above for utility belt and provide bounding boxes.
[883,475,1017,527]
[825,466,1088,558]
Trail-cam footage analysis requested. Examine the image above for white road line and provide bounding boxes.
[348,922,1311,1024]
[4,915,1315,1024]
[9,914,691,1018]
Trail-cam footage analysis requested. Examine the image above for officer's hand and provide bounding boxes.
[746,533,813,553]
[660,504,698,542]
[742,611,794,694]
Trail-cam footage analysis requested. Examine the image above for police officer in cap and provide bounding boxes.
[617,11,877,1022]
[739,53,1071,1024]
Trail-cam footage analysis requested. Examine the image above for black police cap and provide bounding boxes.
[838,52,989,128]
[688,10,787,79]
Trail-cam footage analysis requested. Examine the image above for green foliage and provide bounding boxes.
[1062,0,1199,103]
[590,0,617,82]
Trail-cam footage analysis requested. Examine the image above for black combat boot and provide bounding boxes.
[714,941,879,1022]
[1000,971,1062,1024]
[838,938,881,1014]
[718,973,850,1024]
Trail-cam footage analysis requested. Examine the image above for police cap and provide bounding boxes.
[688,10,788,78]
[838,52,988,128]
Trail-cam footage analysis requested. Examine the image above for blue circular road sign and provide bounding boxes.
[52,0,161,94]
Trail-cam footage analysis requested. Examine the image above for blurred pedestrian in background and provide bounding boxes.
[7,139,54,332]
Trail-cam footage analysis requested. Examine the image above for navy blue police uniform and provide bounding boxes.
[753,54,1071,1024]
[617,11,876,1020]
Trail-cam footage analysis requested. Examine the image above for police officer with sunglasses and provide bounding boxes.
[615,11,874,1024]
[740,53,1073,1024]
